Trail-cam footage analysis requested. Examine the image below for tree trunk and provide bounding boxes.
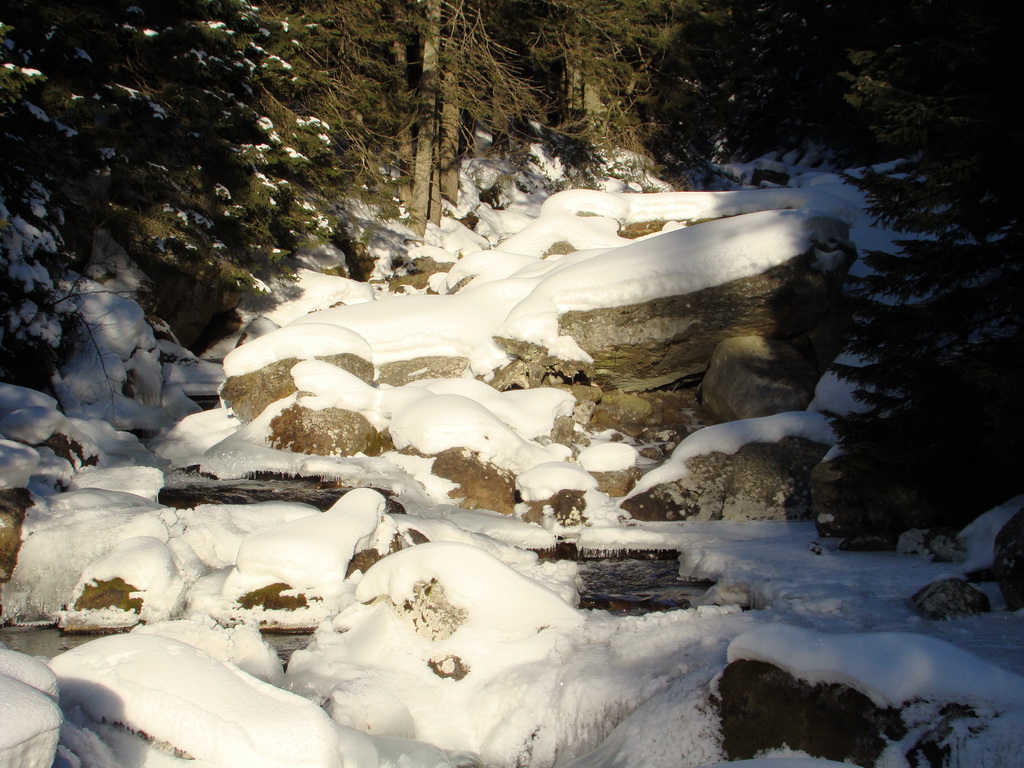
[440,85,460,206]
[409,0,441,236]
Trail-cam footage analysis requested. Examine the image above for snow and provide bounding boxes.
[577,442,639,473]
[49,633,364,768]
[0,438,40,488]
[0,648,61,768]
[222,322,374,378]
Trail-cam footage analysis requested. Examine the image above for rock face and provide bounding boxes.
[221,352,374,423]
[430,447,516,515]
[699,335,819,423]
[0,488,31,584]
[269,403,387,457]
[993,509,1024,610]
[714,659,904,766]
[555,246,852,391]
[911,578,991,619]
[621,437,829,522]
[811,454,936,545]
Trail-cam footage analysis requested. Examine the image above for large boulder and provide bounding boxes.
[556,245,851,391]
[699,335,820,423]
[714,658,904,765]
[621,436,829,522]
[993,509,1024,610]
[220,323,374,423]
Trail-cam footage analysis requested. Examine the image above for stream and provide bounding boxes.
[2,477,710,663]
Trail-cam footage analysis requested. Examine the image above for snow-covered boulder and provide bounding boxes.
[61,535,185,632]
[699,336,820,423]
[0,649,61,768]
[220,323,374,423]
[577,442,641,497]
[286,541,584,765]
[49,633,359,768]
[715,625,1024,766]
[621,413,833,522]
[208,488,388,628]
[494,210,853,391]
[517,461,599,526]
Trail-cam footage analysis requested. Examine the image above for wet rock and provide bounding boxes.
[714,659,904,765]
[993,509,1024,610]
[555,244,852,391]
[811,454,937,542]
[430,447,516,515]
[377,356,470,387]
[699,335,819,423]
[269,403,388,457]
[621,437,829,522]
[0,487,31,583]
[911,578,990,619]
[221,352,374,424]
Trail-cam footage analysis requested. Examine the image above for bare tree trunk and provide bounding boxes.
[409,0,441,236]
[439,85,461,206]
[394,40,415,211]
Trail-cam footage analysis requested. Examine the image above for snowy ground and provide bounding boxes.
[1,149,1022,768]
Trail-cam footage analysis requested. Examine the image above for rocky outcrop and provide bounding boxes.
[221,352,374,424]
[621,437,829,522]
[714,659,904,765]
[698,336,819,423]
[910,578,991,619]
[993,509,1024,610]
[269,403,388,457]
[555,246,852,391]
[811,454,937,545]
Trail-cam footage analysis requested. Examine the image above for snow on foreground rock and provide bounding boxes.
[49,633,376,768]
[0,648,61,768]
[284,540,747,768]
[727,624,1024,711]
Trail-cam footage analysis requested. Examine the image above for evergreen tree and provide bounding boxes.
[834,0,1024,522]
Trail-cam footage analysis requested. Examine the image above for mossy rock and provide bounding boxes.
[543,240,577,257]
[617,220,670,239]
[74,577,144,613]
[238,582,308,611]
